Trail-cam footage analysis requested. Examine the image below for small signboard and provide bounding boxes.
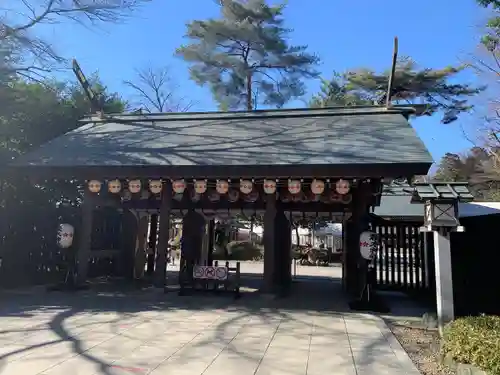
[193,266,229,280]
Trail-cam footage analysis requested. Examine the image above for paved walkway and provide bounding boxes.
[0,282,421,375]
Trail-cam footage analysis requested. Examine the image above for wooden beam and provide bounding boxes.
[154,181,172,287]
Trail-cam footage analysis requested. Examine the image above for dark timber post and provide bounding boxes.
[154,181,172,287]
[262,193,276,293]
[75,190,94,285]
[345,181,371,295]
[208,219,215,266]
[146,214,158,276]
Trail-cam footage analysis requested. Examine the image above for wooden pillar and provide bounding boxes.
[208,219,215,266]
[154,181,172,287]
[180,211,205,263]
[146,214,158,276]
[262,193,276,293]
[433,227,455,335]
[134,213,149,279]
[75,191,94,285]
[345,182,371,296]
[274,207,292,294]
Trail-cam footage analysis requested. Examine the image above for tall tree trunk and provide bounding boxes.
[246,72,252,110]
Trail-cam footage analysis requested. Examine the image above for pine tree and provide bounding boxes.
[310,59,483,123]
[176,0,320,110]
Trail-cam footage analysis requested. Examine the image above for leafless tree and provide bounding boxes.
[0,0,149,79]
[124,65,194,113]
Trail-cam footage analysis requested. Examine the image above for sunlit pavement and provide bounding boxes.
[0,270,420,375]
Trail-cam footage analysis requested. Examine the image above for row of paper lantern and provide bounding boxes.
[88,179,351,196]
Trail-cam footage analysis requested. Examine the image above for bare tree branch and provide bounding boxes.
[124,65,195,113]
[0,0,150,79]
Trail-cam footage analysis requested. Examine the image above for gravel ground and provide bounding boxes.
[387,321,455,375]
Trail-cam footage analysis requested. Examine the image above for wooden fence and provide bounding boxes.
[372,221,435,300]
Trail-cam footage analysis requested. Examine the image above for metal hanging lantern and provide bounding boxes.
[194,180,207,194]
[216,180,229,194]
[88,180,101,193]
[311,179,325,195]
[122,190,132,201]
[108,179,121,194]
[335,179,350,195]
[172,179,186,194]
[240,180,253,194]
[149,180,163,194]
[208,191,220,202]
[228,189,240,202]
[288,179,301,194]
[57,223,74,248]
[245,190,259,202]
[263,179,276,194]
[128,179,142,194]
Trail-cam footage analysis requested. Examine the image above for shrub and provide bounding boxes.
[226,241,263,261]
[442,315,500,374]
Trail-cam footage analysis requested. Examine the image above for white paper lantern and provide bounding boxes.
[240,180,253,194]
[311,179,325,195]
[288,180,301,194]
[335,179,350,195]
[149,180,162,194]
[88,180,101,193]
[108,179,121,194]
[128,179,141,194]
[216,180,229,194]
[172,179,186,194]
[57,223,74,249]
[194,180,207,194]
[263,179,276,194]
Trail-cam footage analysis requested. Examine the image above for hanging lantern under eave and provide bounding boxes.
[228,189,240,202]
[194,180,207,194]
[216,180,229,194]
[172,179,186,194]
[311,179,325,195]
[335,179,351,195]
[128,179,142,194]
[122,190,132,201]
[240,180,253,194]
[108,179,121,194]
[149,180,163,194]
[263,179,276,194]
[57,223,74,249]
[88,180,102,193]
[288,179,301,194]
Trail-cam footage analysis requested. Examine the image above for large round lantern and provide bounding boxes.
[57,223,74,249]
[128,179,141,194]
[335,179,350,195]
[216,180,229,194]
[88,180,101,193]
[311,179,325,195]
[194,180,207,194]
[288,180,301,194]
[149,180,162,194]
[108,179,121,194]
[263,179,276,194]
[172,179,186,194]
[240,180,253,194]
[228,189,239,202]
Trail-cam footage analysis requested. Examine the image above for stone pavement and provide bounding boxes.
[0,283,421,375]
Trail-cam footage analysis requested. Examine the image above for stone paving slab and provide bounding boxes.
[0,287,422,375]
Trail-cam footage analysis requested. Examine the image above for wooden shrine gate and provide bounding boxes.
[372,221,436,300]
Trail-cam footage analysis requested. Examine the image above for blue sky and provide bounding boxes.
[30,0,489,166]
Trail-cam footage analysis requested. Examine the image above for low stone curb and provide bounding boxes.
[440,353,489,375]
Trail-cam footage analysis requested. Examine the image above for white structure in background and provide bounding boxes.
[237,222,344,250]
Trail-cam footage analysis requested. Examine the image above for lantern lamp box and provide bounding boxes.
[423,201,458,227]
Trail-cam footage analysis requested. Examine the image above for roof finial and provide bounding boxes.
[385,37,399,109]
[72,59,104,118]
